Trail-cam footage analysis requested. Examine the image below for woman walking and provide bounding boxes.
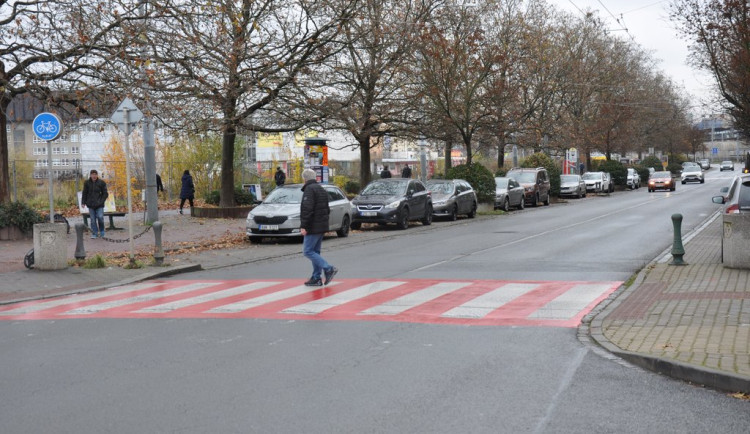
[179,170,195,214]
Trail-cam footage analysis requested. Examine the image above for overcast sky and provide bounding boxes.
[548,0,717,117]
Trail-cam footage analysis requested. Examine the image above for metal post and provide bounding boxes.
[670,213,687,266]
[153,221,164,265]
[123,108,135,265]
[512,145,518,168]
[74,223,86,260]
[47,140,54,223]
[11,160,17,202]
[144,119,158,224]
[419,136,427,183]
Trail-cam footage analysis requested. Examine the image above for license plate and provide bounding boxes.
[361,211,377,217]
[259,224,279,230]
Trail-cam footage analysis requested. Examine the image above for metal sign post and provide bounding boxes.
[111,99,144,265]
[33,113,63,223]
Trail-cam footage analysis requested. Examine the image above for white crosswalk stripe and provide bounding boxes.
[441,283,540,319]
[206,282,340,314]
[359,281,472,316]
[282,281,405,315]
[527,283,615,320]
[136,281,281,313]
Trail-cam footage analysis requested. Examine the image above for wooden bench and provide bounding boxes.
[81,212,127,230]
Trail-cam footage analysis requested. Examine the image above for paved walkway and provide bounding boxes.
[1,209,748,393]
[589,213,750,393]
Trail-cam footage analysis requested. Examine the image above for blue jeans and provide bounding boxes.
[90,207,105,235]
[303,233,331,280]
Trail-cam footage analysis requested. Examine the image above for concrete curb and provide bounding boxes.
[585,210,750,393]
[0,263,202,306]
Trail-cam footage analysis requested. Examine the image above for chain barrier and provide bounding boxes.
[99,225,153,243]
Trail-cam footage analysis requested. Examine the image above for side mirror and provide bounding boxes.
[407,189,414,197]
[712,196,726,204]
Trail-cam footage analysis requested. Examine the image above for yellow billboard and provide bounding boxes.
[257,132,283,148]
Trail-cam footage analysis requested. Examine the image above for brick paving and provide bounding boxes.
[591,213,750,391]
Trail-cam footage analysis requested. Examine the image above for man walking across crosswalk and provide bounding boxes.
[300,169,338,286]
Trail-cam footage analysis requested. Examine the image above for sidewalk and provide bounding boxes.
[588,212,750,394]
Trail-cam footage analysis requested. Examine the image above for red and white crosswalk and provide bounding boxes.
[0,279,621,327]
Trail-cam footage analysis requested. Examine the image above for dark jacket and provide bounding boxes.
[401,166,412,178]
[274,170,286,186]
[380,169,392,179]
[180,173,195,199]
[82,178,108,209]
[300,180,330,235]
[156,174,164,192]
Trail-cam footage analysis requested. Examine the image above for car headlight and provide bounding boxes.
[385,200,401,209]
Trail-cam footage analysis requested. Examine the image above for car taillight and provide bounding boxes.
[727,204,740,214]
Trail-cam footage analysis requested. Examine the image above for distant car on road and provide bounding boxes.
[648,171,676,192]
[351,178,433,230]
[494,177,525,210]
[426,179,478,220]
[699,159,711,170]
[626,168,641,189]
[559,174,586,198]
[720,160,735,171]
[712,174,750,214]
[246,184,352,243]
[681,165,704,184]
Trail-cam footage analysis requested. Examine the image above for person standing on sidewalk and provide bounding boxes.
[274,167,286,187]
[179,170,195,215]
[380,165,391,179]
[300,168,338,287]
[82,169,108,239]
[401,164,412,178]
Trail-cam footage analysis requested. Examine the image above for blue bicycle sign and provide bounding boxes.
[32,113,62,141]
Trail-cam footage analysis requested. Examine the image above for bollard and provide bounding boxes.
[670,213,687,266]
[74,223,86,260]
[153,221,165,266]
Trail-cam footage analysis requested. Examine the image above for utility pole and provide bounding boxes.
[140,0,158,224]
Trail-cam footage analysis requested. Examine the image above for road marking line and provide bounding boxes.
[527,283,615,320]
[282,281,405,315]
[63,282,220,315]
[136,281,281,313]
[359,281,472,316]
[206,282,341,313]
[441,283,540,318]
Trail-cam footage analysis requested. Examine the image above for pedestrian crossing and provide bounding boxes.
[0,279,621,327]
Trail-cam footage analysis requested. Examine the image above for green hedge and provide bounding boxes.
[521,152,561,196]
[0,201,45,234]
[205,187,256,206]
[597,160,627,186]
[446,163,496,203]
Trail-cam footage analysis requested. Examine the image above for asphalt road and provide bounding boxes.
[2,168,748,433]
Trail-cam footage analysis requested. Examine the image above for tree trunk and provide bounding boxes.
[444,140,452,176]
[497,143,505,169]
[358,136,372,189]
[220,124,236,208]
[0,95,10,203]
[464,137,473,165]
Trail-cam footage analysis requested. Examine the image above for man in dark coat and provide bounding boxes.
[300,168,338,286]
[380,165,392,178]
[179,170,195,214]
[156,174,164,193]
[81,169,109,238]
[274,167,286,186]
[401,164,412,178]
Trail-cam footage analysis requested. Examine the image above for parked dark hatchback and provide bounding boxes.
[506,167,551,206]
[426,179,478,220]
[351,178,433,230]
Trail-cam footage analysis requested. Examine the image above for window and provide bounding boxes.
[326,188,345,202]
[71,147,80,154]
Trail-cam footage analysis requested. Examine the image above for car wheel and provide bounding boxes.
[518,197,525,210]
[577,188,582,199]
[467,202,477,218]
[396,208,409,230]
[421,205,433,226]
[350,221,362,230]
[501,197,509,212]
[449,205,458,221]
[249,237,262,244]
[671,186,676,191]
[543,193,550,206]
[700,179,704,184]
[532,193,539,207]
[681,180,686,184]
[336,215,350,237]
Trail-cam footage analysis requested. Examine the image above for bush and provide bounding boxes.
[640,156,662,170]
[521,152,561,196]
[0,201,45,234]
[204,187,255,206]
[634,165,651,183]
[495,168,507,177]
[344,180,360,195]
[446,163,495,203]
[598,160,627,186]
[667,162,683,175]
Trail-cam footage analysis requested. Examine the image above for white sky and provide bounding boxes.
[548,0,717,116]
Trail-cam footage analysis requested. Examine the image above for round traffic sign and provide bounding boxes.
[32,113,63,141]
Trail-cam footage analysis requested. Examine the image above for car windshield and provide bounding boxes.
[560,175,578,183]
[723,161,732,165]
[508,172,536,183]
[426,182,454,194]
[361,180,407,196]
[653,171,671,178]
[684,166,700,172]
[264,187,303,204]
[494,178,509,188]
[582,172,601,180]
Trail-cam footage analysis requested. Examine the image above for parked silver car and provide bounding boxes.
[559,174,586,198]
[581,171,612,193]
[712,174,750,214]
[626,168,641,189]
[246,184,352,243]
[494,177,525,210]
[426,179,478,220]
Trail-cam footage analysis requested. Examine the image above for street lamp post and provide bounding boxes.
[419,136,427,183]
